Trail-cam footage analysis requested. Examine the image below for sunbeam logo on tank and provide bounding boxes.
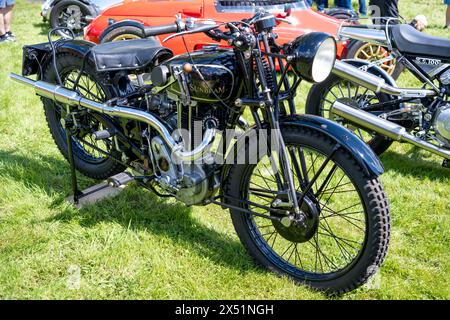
[415,57,442,66]
[188,82,227,97]
[170,122,283,167]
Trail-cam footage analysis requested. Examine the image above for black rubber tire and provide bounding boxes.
[328,13,353,20]
[225,126,390,295]
[345,40,405,80]
[41,52,126,179]
[306,74,393,155]
[100,26,145,43]
[50,0,93,37]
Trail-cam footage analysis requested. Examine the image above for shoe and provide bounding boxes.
[445,25,450,29]
[0,34,8,44]
[4,31,16,42]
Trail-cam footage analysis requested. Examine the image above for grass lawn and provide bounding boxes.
[0,0,448,299]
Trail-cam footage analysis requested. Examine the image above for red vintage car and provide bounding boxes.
[84,0,351,59]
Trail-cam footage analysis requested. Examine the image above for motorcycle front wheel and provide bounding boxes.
[226,126,391,294]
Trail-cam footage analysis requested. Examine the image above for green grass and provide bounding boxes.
[0,0,449,299]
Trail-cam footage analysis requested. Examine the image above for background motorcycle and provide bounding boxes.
[10,12,390,294]
[306,23,450,167]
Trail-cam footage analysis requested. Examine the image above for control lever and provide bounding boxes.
[162,22,219,42]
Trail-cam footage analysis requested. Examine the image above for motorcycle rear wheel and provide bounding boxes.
[41,52,126,179]
[226,126,390,294]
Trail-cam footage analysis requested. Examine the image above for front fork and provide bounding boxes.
[251,44,302,216]
[268,112,302,215]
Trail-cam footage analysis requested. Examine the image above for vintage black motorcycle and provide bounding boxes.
[306,23,450,166]
[10,11,390,294]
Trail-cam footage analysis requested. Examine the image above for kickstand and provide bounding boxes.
[65,119,83,204]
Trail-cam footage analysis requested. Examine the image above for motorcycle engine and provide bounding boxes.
[145,93,225,206]
[433,103,450,146]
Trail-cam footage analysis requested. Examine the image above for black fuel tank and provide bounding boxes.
[165,48,240,103]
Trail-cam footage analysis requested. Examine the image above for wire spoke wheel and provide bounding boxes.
[354,43,396,75]
[320,80,380,144]
[54,68,112,164]
[246,145,366,275]
[228,127,390,293]
[112,34,142,41]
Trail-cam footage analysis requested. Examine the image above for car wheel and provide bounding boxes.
[100,26,146,43]
[345,40,404,79]
[50,0,93,38]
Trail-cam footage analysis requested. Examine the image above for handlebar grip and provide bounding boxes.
[143,23,180,37]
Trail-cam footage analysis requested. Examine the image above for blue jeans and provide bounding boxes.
[359,0,367,15]
[334,0,352,9]
[0,0,15,9]
[306,0,329,11]
[334,0,367,15]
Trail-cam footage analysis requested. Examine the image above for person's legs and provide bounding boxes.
[0,10,5,36]
[359,0,367,15]
[335,0,352,9]
[316,0,328,11]
[446,4,450,27]
[0,0,6,36]
[3,5,13,33]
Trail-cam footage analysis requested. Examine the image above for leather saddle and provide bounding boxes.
[91,38,173,72]
[390,24,450,59]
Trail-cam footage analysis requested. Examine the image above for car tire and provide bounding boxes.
[50,0,94,37]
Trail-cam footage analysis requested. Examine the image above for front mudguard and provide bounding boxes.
[280,114,384,177]
[220,114,384,192]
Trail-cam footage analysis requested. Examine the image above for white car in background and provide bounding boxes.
[41,0,122,37]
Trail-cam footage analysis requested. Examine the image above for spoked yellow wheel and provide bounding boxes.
[354,43,397,75]
[112,34,141,41]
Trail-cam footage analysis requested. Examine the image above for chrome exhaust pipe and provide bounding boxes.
[338,26,389,46]
[331,101,450,160]
[9,73,214,162]
[332,60,436,98]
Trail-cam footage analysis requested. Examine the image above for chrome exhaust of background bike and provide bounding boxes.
[331,100,450,160]
[338,26,389,46]
[332,60,436,98]
[9,73,215,162]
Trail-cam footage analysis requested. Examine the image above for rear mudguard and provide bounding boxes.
[55,39,95,59]
[36,39,96,79]
[220,114,384,195]
[99,20,146,42]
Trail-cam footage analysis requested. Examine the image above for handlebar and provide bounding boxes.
[142,11,290,44]
[143,23,181,37]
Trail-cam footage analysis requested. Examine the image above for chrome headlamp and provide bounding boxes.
[287,32,337,83]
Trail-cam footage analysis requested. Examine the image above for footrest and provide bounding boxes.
[107,172,134,187]
[67,172,134,208]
